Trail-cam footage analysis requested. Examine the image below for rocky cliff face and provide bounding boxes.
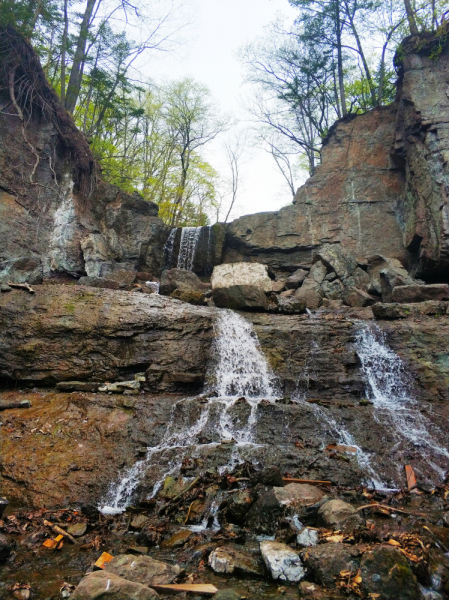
[1,287,448,506]
[0,27,168,285]
[224,31,449,282]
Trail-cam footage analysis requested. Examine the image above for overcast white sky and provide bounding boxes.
[144,0,302,222]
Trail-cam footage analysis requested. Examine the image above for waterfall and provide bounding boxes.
[163,228,177,268]
[292,340,386,489]
[177,227,202,270]
[163,226,213,273]
[355,324,449,484]
[99,309,279,515]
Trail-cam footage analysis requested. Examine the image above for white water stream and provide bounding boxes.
[355,324,449,483]
[99,309,280,515]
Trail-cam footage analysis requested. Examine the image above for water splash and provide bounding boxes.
[355,324,449,483]
[99,309,279,514]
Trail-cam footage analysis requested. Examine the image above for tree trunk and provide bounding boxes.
[60,0,68,103]
[65,0,97,113]
[335,0,347,116]
[404,0,419,35]
[343,1,377,106]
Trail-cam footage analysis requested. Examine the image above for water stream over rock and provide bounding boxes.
[355,324,449,486]
[99,309,280,515]
[164,226,213,274]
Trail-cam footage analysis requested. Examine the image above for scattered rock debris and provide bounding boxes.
[1,465,449,600]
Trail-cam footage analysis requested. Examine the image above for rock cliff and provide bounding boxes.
[224,30,449,282]
[0,26,167,285]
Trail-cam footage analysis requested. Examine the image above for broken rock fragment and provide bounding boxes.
[260,541,305,582]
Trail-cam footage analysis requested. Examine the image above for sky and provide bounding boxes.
[144,0,302,222]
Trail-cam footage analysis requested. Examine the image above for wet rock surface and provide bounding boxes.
[71,571,160,600]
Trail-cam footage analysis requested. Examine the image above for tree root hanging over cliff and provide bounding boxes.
[0,25,97,199]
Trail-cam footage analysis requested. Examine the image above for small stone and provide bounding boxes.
[317,499,362,529]
[161,529,193,548]
[0,284,12,292]
[260,541,305,582]
[67,522,87,537]
[209,545,265,577]
[285,269,308,290]
[251,466,284,487]
[130,515,150,530]
[273,483,325,508]
[296,527,319,548]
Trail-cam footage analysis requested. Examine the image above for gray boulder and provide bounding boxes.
[71,571,159,600]
[308,261,327,284]
[285,269,308,290]
[277,295,306,314]
[316,244,357,280]
[160,268,206,296]
[213,285,268,311]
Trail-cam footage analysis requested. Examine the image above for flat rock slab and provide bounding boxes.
[260,541,305,582]
[104,554,181,586]
[71,571,159,600]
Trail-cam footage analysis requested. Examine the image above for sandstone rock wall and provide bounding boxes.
[223,30,449,282]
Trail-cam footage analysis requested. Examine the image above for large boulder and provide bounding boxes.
[211,263,272,292]
[302,543,360,587]
[390,284,449,304]
[360,545,422,600]
[294,279,324,310]
[104,554,181,586]
[260,541,305,582]
[160,268,207,296]
[71,571,159,600]
[213,284,269,311]
[316,245,357,281]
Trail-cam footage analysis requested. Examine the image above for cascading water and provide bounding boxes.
[163,226,213,273]
[355,324,449,485]
[292,340,385,489]
[99,309,280,515]
[163,228,177,268]
[177,227,202,270]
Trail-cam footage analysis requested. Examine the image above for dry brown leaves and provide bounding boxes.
[335,569,363,596]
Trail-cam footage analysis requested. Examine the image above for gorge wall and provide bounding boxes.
[1,27,449,285]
